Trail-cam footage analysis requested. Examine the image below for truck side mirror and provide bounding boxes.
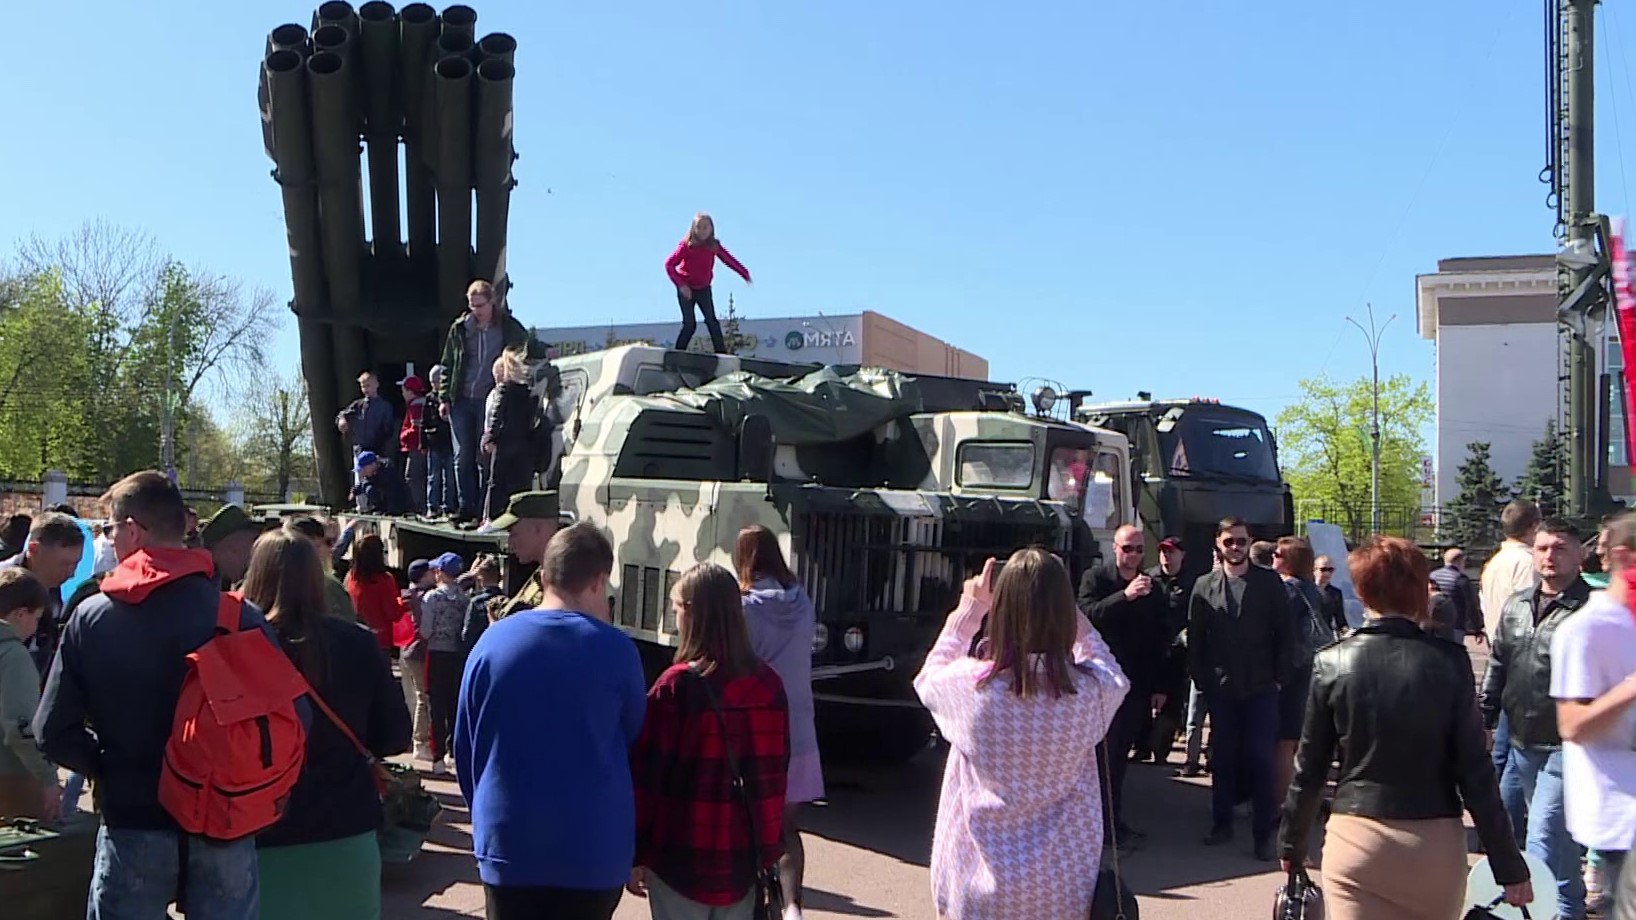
[738,414,774,483]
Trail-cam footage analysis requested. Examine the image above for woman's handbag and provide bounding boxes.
[306,685,442,863]
[1091,744,1139,920]
[1273,867,1323,919]
[1462,896,1532,920]
[692,671,786,920]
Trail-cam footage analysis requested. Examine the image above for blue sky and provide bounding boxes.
[5,0,1636,430]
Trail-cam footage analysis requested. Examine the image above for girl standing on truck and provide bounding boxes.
[664,212,752,354]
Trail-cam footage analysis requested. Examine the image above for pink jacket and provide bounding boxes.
[913,596,1129,920]
[664,240,750,289]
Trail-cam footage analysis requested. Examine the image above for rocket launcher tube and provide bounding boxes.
[476,32,514,66]
[260,25,310,159]
[267,47,346,505]
[266,23,310,56]
[307,50,366,323]
[473,58,513,287]
[315,0,359,40]
[266,50,327,314]
[433,55,475,315]
[359,0,403,252]
[399,2,439,259]
[439,4,477,45]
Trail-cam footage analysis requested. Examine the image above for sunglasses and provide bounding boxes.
[1221,538,1248,548]
[1117,544,1144,554]
[1318,566,1335,573]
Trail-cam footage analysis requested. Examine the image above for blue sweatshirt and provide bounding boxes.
[454,607,646,888]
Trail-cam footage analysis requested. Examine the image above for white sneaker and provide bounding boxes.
[782,904,804,920]
[431,760,447,776]
[414,744,433,762]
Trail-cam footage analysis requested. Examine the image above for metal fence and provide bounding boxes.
[1292,500,1437,546]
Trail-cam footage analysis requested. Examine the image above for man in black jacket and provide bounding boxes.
[1479,518,1591,920]
[1133,536,1193,765]
[1430,547,1482,639]
[1078,524,1170,845]
[1188,517,1296,861]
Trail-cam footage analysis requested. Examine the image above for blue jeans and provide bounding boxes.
[1206,688,1280,840]
[427,449,455,514]
[88,825,259,920]
[1501,746,1586,920]
[450,396,488,518]
[1493,715,1525,844]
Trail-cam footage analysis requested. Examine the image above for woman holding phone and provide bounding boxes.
[914,549,1130,920]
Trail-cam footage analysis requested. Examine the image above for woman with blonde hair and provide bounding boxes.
[1280,535,1532,920]
[735,524,820,918]
[243,530,411,920]
[913,548,1130,920]
[663,212,752,354]
[481,348,535,524]
[629,563,790,919]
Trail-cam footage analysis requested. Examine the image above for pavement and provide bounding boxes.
[384,752,1314,919]
[382,636,1503,919]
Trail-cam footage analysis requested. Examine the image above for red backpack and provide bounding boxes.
[157,592,310,841]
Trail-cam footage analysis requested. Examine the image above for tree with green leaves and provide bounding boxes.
[1443,441,1508,549]
[1513,420,1567,518]
[232,366,315,500]
[1274,374,1433,538]
[4,222,277,483]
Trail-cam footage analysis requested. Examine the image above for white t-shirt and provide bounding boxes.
[1550,590,1636,851]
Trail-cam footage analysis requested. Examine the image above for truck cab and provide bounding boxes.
[1077,396,1292,577]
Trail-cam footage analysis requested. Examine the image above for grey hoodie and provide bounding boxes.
[742,578,818,758]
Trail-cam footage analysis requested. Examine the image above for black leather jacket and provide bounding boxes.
[1479,577,1592,749]
[1278,616,1528,886]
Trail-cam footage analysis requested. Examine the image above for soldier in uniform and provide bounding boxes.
[490,491,562,619]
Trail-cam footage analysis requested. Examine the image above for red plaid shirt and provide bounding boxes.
[631,662,790,906]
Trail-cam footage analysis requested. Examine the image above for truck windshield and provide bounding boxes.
[1160,410,1280,482]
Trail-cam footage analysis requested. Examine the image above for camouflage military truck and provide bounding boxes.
[340,345,1133,761]
[547,346,1132,761]
[1075,395,1293,578]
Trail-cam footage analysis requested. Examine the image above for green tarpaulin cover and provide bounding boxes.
[657,367,923,446]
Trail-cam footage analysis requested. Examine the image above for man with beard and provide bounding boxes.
[1187,517,1296,861]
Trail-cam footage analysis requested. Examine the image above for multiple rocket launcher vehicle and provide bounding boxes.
[259,1,516,503]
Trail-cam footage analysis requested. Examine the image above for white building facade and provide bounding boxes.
[1416,254,1631,510]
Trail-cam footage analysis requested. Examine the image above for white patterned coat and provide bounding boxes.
[914,595,1130,920]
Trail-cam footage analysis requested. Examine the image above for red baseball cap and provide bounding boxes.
[398,374,427,394]
[1158,537,1183,551]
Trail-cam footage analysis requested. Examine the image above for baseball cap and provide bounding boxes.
[431,552,465,576]
[489,491,560,531]
[407,559,432,582]
[1158,537,1183,551]
[355,450,380,472]
[398,374,426,394]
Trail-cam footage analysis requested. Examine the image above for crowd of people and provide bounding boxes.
[335,278,545,527]
[11,460,1636,920]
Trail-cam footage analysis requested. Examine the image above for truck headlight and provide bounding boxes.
[812,624,829,654]
[844,627,865,653]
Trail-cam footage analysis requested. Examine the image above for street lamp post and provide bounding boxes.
[1346,304,1397,535]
